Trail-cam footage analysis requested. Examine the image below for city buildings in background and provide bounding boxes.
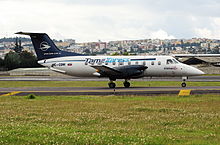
[1,37,220,59]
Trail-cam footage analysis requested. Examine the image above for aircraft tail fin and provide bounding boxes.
[15,32,83,60]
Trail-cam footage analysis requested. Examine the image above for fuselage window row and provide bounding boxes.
[84,60,164,66]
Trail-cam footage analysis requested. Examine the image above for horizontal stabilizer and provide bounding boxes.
[50,67,66,74]
[15,32,46,35]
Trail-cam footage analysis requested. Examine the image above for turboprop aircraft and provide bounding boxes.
[16,32,205,88]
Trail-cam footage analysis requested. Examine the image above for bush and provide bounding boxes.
[26,94,36,99]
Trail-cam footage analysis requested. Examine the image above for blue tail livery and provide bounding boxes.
[15,32,83,60]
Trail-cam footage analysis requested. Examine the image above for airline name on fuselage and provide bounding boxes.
[164,66,178,70]
[85,58,130,64]
[44,52,61,55]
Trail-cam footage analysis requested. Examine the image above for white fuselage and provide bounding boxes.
[38,55,204,78]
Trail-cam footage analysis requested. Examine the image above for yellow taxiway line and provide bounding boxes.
[0,91,21,97]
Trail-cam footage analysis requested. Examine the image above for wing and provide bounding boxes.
[91,65,148,79]
[91,65,122,76]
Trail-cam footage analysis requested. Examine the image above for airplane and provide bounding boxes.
[15,32,205,88]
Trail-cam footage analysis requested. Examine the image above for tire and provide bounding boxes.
[181,82,186,87]
[108,82,116,88]
[123,82,130,88]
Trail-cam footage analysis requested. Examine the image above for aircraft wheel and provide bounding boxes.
[123,81,130,88]
[108,82,116,88]
[181,82,186,87]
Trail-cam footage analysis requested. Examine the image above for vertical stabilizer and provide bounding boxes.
[15,32,83,60]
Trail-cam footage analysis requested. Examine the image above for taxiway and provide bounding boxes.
[0,75,220,82]
[1,86,220,96]
[1,75,220,96]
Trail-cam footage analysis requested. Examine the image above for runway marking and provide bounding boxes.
[178,90,191,96]
[0,91,21,97]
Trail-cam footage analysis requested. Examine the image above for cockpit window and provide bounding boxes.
[172,59,179,64]
[167,59,173,64]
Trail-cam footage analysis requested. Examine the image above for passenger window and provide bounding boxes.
[151,61,154,65]
[135,61,138,65]
[158,61,161,65]
[167,59,173,64]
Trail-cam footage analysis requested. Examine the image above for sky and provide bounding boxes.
[1,0,220,42]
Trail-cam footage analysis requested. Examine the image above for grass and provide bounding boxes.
[0,95,219,144]
[203,74,220,76]
[0,80,220,88]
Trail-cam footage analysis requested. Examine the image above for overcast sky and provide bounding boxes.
[1,0,220,42]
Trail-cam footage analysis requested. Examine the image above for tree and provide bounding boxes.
[20,51,39,68]
[0,57,4,67]
[14,38,23,53]
[4,51,21,70]
[83,49,91,54]
[4,51,40,70]
[122,52,129,56]
[111,52,120,56]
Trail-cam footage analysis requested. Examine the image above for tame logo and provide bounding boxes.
[85,58,106,64]
[40,42,51,51]
[85,58,130,64]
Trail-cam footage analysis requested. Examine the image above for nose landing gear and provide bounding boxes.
[181,82,186,87]
[181,76,188,87]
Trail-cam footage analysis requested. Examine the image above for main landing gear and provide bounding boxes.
[181,76,188,87]
[108,81,116,88]
[123,80,130,88]
[108,79,131,88]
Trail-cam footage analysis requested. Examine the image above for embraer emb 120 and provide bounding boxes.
[16,32,204,88]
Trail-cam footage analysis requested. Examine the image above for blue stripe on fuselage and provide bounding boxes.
[131,58,156,61]
[44,60,84,63]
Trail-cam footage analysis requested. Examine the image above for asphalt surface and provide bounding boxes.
[0,76,220,96]
[1,86,220,96]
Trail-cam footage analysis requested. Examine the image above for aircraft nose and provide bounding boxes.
[186,65,205,76]
[194,68,205,75]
